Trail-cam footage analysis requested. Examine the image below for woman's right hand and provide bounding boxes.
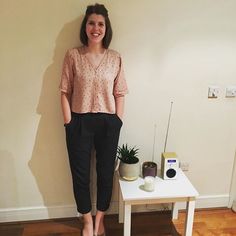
[61,92,72,125]
[64,117,71,125]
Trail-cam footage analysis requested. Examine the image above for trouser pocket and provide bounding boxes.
[106,114,123,136]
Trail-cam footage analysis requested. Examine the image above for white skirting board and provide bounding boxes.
[0,194,231,223]
[0,205,78,223]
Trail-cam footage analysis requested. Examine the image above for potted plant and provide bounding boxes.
[142,161,157,178]
[117,144,140,181]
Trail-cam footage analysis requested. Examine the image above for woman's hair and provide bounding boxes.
[80,3,113,49]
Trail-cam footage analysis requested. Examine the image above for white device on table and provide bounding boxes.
[161,152,179,179]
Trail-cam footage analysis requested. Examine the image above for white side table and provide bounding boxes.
[118,169,199,236]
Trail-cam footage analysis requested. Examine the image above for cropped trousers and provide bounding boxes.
[64,112,122,214]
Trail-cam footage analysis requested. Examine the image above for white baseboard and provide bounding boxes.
[196,194,230,209]
[0,194,230,223]
[174,194,230,210]
[0,205,78,223]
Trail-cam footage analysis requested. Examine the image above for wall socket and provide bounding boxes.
[208,86,220,98]
[180,162,189,171]
[226,86,236,97]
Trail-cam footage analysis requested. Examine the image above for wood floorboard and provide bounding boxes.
[0,208,235,236]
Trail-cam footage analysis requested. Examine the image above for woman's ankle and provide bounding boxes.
[82,212,93,236]
[94,211,105,235]
[83,222,93,235]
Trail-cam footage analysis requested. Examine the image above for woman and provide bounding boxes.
[60,3,128,236]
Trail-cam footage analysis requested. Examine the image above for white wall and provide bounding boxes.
[0,0,236,222]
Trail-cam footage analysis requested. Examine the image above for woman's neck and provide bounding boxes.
[86,43,105,54]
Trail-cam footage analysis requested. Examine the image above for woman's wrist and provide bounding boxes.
[64,116,71,124]
[115,96,124,121]
[116,113,123,121]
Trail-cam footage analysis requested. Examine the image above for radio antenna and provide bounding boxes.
[164,101,173,152]
[151,124,157,162]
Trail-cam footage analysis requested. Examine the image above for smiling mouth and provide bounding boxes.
[92,33,100,37]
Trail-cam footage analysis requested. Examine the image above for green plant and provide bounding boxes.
[117,144,139,164]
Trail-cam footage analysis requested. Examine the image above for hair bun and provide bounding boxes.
[86,3,108,17]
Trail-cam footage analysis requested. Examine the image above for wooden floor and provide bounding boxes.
[0,208,236,236]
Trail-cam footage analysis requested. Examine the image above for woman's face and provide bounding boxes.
[86,14,106,46]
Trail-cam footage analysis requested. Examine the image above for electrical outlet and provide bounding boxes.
[226,86,236,97]
[208,86,220,98]
[180,162,189,171]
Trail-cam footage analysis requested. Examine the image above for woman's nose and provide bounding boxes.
[94,24,99,30]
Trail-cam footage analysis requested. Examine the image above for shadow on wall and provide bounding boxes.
[0,151,18,209]
[28,17,83,217]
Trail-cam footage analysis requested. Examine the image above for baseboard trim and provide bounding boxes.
[174,194,230,210]
[196,194,230,208]
[0,194,230,223]
[0,205,78,223]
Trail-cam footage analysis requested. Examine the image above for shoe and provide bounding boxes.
[95,233,105,236]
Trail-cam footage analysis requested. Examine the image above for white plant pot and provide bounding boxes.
[119,161,140,181]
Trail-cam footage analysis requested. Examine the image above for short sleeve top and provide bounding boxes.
[59,46,128,114]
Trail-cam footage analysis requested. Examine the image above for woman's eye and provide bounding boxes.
[87,21,105,27]
[88,21,95,25]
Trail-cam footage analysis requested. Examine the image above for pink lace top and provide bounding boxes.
[60,46,128,114]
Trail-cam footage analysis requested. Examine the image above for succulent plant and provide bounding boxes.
[117,144,139,164]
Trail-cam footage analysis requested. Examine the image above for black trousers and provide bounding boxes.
[65,112,122,214]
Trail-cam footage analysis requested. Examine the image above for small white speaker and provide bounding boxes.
[161,152,179,179]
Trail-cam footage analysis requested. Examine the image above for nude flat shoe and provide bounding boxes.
[94,233,105,236]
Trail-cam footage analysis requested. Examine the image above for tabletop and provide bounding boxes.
[119,169,199,201]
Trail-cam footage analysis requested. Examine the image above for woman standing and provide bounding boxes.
[60,3,128,236]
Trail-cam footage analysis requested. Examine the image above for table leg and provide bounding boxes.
[172,202,179,220]
[184,200,195,236]
[124,204,131,236]
[119,187,124,223]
